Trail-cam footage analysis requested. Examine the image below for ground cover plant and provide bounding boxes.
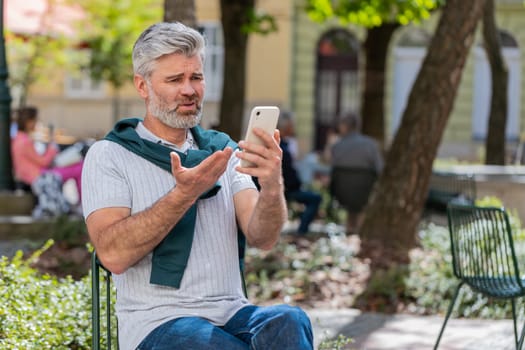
[0,240,92,349]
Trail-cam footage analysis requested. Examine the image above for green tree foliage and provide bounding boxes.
[72,0,162,122]
[306,0,443,27]
[74,0,162,89]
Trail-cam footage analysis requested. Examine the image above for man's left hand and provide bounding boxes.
[236,128,283,191]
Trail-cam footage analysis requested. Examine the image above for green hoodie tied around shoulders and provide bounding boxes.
[105,118,244,289]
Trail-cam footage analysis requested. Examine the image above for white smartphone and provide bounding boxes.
[240,106,280,167]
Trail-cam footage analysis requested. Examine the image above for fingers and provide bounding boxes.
[273,129,281,145]
[252,127,279,147]
[171,148,232,175]
[239,128,280,156]
[199,147,233,177]
[238,128,282,169]
[170,148,233,199]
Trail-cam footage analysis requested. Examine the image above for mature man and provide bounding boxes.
[82,22,313,350]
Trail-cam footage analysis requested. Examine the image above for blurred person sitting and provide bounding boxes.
[11,106,84,218]
[330,112,384,234]
[279,111,322,235]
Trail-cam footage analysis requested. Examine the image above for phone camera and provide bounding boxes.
[256,111,260,116]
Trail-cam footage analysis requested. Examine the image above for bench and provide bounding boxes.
[425,171,476,213]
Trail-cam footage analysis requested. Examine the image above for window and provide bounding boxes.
[64,69,105,99]
[199,22,224,102]
[314,28,360,150]
[64,49,105,99]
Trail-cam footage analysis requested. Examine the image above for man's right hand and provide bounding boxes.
[170,147,233,201]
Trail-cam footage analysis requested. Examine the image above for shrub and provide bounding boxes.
[0,240,117,349]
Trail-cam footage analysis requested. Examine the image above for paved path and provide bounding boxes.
[306,308,515,350]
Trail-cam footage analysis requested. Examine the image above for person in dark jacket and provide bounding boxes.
[278,111,322,234]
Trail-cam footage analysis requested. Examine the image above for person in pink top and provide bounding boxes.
[12,107,59,184]
[11,106,84,217]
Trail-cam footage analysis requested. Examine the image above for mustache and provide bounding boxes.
[177,96,199,105]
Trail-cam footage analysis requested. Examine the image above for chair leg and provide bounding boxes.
[518,321,525,350]
[514,298,525,350]
[92,253,100,350]
[433,281,464,350]
[106,271,112,350]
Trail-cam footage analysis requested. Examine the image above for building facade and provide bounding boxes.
[9,0,525,162]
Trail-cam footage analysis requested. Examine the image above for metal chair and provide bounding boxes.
[434,203,525,349]
[92,251,117,350]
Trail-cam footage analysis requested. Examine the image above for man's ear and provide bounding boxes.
[134,74,148,99]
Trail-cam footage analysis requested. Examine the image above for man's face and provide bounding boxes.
[144,53,205,129]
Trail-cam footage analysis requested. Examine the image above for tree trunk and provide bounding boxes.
[360,22,399,149]
[218,0,254,141]
[483,0,508,165]
[359,0,484,269]
[163,0,197,27]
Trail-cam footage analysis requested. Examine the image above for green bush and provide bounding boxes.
[0,240,117,349]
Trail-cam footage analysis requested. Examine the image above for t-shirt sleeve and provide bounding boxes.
[81,141,132,219]
[229,153,257,195]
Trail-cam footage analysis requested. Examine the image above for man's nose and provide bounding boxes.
[180,79,195,95]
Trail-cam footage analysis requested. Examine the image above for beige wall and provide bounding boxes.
[245,2,292,106]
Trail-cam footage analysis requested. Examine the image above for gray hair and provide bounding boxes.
[339,111,360,131]
[132,22,205,79]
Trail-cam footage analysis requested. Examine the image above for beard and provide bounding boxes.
[147,84,202,129]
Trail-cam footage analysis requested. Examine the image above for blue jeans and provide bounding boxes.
[136,304,313,350]
[286,190,322,234]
